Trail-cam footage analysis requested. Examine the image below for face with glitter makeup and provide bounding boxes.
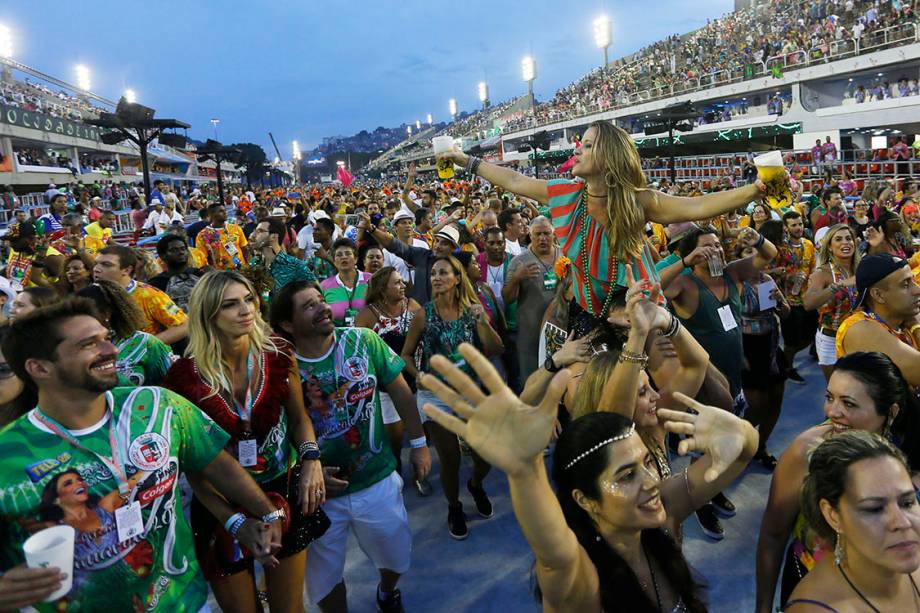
[576,432,667,532]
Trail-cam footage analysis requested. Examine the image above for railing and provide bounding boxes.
[503,22,919,135]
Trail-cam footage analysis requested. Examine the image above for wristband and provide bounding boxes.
[298,441,321,462]
[753,233,765,249]
[261,508,286,524]
[224,512,246,537]
[662,312,681,338]
[409,436,427,449]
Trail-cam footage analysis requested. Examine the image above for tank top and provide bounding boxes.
[677,271,743,397]
[369,301,416,356]
[836,309,920,358]
[817,263,855,332]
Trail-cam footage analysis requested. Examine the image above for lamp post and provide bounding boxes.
[448,98,457,122]
[522,56,536,99]
[593,15,612,67]
[210,118,220,140]
[478,81,489,110]
[292,140,302,185]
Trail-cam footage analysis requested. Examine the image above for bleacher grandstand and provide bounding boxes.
[368,0,919,188]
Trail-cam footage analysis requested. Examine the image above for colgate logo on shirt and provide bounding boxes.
[138,472,177,505]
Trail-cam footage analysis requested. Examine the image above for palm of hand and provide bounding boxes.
[693,410,745,478]
[464,389,554,475]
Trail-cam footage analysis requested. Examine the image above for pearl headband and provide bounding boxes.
[564,423,635,471]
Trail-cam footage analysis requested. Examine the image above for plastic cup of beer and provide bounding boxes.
[23,525,75,601]
[432,136,456,179]
[753,151,790,210]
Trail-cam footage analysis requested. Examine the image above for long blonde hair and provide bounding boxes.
[432,255,479,310]
[185,270,279,396]
[818,223,860,269]
[570,351,618,420]
[587,121,649,258]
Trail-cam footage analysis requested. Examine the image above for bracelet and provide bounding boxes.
[224,512,246,537]
[409,436,427,449]
[298,441,320,462]
[662,312,681,338]
[618,345,649,368]
[261,508,286,524]
[469,157,482,176]
[909,324,920,337]
[753,233,765,248]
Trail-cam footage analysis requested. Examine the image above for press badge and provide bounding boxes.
[543,271,557,291]
[115,501,144,543]
[717,304,738,332]
[238,439,258,467]
[344,308,358,327]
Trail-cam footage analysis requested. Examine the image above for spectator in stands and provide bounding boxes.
[6,222,64,290]
[149,180,166,206]
[149,234,206,313]
[249,218,317,297]
[93,245,189,346]
[37,192,67,234]
[83,210,115,244]
[498,208,525,256]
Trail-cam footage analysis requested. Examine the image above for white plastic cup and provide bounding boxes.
[753,150,783,169]
[432,136,455,156]
[23,525,75,602]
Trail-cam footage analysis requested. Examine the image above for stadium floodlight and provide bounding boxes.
[594,15,611,66]
[292,140,302,160]
[478,81,490,109]
[274,156,280,164]
[124,89,137,104]
[427,113,433,125]
[416,119,421,130]
[407,125,413,136]
[75,65,91,92]
[449,98,457,119]
[521,56,536,82]
[0,24,12,59]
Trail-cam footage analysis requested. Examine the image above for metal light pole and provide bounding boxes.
[594,16,612,67]
[478,81,489,110]
[210,118,220,140]
[448,99,457,122]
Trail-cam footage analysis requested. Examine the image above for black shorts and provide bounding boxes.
[781,305,818,351]
[742,332,788,390]
[191,463,329,580]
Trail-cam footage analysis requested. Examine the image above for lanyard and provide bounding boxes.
[865,310,916,348]
[231,352,256,425]
[33,395,132,499]
[338,273,361,309]
[126,279,137,294]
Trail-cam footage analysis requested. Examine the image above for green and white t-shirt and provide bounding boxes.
[0,386,229,612]
[295,328,404,496]
[116,331,174,387]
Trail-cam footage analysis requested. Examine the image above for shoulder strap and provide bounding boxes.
[784,598,839,612]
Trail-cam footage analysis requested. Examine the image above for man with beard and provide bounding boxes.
[363,215,460,305]
[777,211,817,383]
[94,246,188,346]
[836,254,920,386]
[249,218,316,296]
[6,222,63,290]
[270,281,430,613]
[0,299,284,611]
[148,235,206,313]
[503,217,561,383]
[195,203,248,270]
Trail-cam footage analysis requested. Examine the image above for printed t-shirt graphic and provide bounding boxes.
[195,224,248,269]
[0,386,229,612]
[116,331,174,387]
[295,328,404,495]
[126,280,188,335]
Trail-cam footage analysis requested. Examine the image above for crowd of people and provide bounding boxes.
[501,0,914,133]
[0,117,920,613]
[0,78,107,121]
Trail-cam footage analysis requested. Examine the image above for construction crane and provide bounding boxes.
[268,132,283,161]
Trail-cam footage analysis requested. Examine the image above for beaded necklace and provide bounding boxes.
[579,190,618,317]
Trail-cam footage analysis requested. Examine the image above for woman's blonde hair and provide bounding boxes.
[186,270,279,397]
[587,121,649,258]
[432,255,479,311]
[570,351,618,420]
[818,223,861,268]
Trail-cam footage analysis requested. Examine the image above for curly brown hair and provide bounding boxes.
[75,279,148,339]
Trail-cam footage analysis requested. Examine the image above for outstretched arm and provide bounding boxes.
[440,151,550,205]
[639,182,765,225]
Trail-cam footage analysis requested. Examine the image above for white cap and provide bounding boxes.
[150,197,163,205]
[435,225,460,246]
[270,207,286,217]
[312,210,331,221]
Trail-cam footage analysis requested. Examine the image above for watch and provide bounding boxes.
[261,508,286,524]
[544,354,560,373]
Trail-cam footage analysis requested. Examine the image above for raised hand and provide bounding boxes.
[659,391,758,482]
[420,343,571,477]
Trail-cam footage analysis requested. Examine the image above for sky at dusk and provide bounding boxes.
[4,0,732,155]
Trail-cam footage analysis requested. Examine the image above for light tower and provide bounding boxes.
[478,81,490,110]
[522,56,536,99]
[448,98,457,121]
[593,15,612,67]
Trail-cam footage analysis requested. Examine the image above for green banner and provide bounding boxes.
[0,103,100,140]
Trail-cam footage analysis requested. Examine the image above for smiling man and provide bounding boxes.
[836,254,920,386]
[0,299,283,611]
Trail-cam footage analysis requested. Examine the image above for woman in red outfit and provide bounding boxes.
[164,270,327,613]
